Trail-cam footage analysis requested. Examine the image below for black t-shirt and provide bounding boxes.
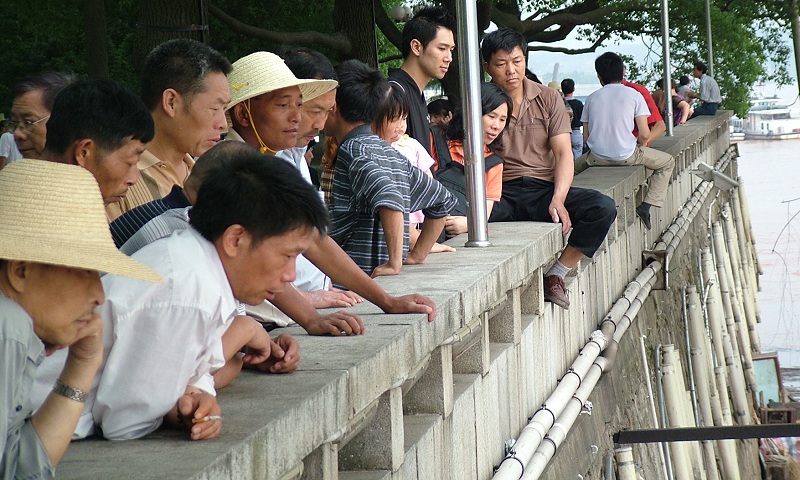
[566,98,584,130]
[388,67,432,154]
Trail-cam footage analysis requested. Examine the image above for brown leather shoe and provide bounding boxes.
[544,275,570,309]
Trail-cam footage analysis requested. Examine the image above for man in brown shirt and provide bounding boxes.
[481,29,617,309]
[105,39,232,221]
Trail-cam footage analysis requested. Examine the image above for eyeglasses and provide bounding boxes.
[10,115,50,134]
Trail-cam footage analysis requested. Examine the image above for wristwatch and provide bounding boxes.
[53,379,88,403]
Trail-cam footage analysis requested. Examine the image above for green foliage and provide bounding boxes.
[0,0,142,111]
[0,0,792,119]
[602,0,792,117]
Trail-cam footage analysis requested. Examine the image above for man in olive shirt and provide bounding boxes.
[0,160,159,478]
[482,29,617,310]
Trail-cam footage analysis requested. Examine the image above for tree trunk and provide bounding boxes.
[133,0,209,72]
[333,0,378,66]
[84,0,109,78]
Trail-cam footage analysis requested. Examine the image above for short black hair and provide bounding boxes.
[694,61,708,75]
[481,28,527,64]
[427,98,452,117]
[400,6,456,59]
[12,72,78,112]
[525,69,541,84]
[560,78,576,94]
[335,60,389,124]
[184,140,259,193]
[141,39,232,111]
[373,83,409,136]
[595,52,624,84]
[280,47,337,81]
[190,151,329,245]
[45,78,154,155]
[446,82,512,148]
[655,78,664,90]
[679,74,691,86]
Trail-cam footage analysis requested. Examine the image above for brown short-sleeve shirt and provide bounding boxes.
[495,79,571,183]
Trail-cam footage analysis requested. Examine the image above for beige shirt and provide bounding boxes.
[495,78,571,183]
[105,150,194,221]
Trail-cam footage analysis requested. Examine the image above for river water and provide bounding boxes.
[737,139,800,381]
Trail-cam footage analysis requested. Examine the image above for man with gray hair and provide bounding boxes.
[0,160,160,476]
[10,71,76,159]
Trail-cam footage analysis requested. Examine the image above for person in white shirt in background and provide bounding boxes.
[0,131,22,169]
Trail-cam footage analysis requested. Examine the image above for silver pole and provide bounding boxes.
[661,0,673,136]
[705,0,714,76]
[455,0,490,247]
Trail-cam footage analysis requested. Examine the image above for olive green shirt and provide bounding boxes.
[1,294,53,480]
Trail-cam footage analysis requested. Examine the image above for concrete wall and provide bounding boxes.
[53,112,759,480]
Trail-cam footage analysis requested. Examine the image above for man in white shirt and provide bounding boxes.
[576,52,675,230]
[0,131,22,169]
[686,60,722,118]
[91,151,329,440]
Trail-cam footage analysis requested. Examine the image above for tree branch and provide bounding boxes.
[208,3,352,54]
[379,53,404,63]
[373,0,402,50]
[527,30,613,54]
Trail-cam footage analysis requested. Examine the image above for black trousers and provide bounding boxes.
[490,176,617,258]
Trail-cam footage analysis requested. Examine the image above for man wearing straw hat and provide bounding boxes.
[0,160,161,477]
[225,51,441,322]
[105,39,232,221]
[42,78,154,205]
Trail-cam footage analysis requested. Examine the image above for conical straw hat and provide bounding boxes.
[0,159,161,283]
[226,51,338,111]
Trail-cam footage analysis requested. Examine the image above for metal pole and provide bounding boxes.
[704,0,714,76]
[790,0,800,104]
[661,0,673,136]
[455,0,490,247]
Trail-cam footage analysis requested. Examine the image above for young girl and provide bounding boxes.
[432,83,512,237]
[373,84,454,252]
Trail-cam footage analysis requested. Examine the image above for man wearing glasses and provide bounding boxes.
[10,72,76,159]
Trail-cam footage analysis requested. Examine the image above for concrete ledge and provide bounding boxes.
[53,113,735,480]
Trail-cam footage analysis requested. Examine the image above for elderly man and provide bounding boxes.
[0,160,160,478]
[10,72,76,159]
[106,39,232,220]
[686,60,722,118]
[226,51,441,321]
[481,29,617,310]
[41,78,154,205]
[388,6,456,154]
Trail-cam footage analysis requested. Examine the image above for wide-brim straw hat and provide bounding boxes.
[0,159,161,283]
[226,51,338,111]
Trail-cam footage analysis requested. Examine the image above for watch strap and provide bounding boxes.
[53,379,88,403]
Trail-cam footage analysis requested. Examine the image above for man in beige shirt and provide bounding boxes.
[41,78,154,205]
[105,39,232,220]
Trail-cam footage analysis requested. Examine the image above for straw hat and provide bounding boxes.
[226,51,338,111]
[547,81,561,92]
[0,160,161,283]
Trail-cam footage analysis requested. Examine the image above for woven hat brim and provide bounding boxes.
[0,235,162,283]
[227,78,338,112]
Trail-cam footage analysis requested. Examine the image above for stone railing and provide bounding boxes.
[55,112,738,480]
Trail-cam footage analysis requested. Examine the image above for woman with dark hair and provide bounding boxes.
[431,82,512,237]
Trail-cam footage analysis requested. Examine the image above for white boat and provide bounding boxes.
[738,96,800,140]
